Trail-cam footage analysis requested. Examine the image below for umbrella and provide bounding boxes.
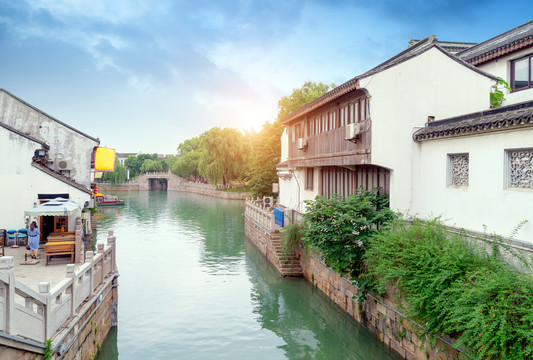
[24,198,81,217]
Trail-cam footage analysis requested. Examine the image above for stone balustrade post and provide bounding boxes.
[107,230,117,272]
[39,282,51,340]
[0,257,15,336]
[75,217,83,264]
[85,251,95,295]
[66,264,75,315]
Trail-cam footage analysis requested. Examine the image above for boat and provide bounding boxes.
[94,193,125,206]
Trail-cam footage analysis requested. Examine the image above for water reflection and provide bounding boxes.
[245,241,400,360]
[167,192,245,273]
[95,191,400,360]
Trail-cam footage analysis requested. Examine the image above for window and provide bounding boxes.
[506,148,533,189]
[305,168,314,190]
[448,153,469,187]
[511,54,533,91]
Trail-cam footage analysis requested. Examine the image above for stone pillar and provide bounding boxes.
[75,217,83,264]
[0,257,15,336]
[85,251,95,295]
[66,264,75,314]
[39,282,50,340]
[107,230,117,272]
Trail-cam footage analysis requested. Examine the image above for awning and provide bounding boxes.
[24,198,81,217]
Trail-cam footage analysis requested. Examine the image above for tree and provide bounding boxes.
[247,81,335,197]
[124,153,158,177]
[247,120,283,197]
[170,137,202,179]
[101,160,127,184]
[198,127,249,185]
[276,81,336,121]
[141,159,164,173]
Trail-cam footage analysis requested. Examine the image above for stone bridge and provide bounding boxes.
[128,172,187,191]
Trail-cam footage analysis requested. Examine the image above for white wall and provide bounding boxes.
[477,47,533,106]
[360,47,495,212]
[0,91,99,186]
[278,168,320,213]
[412,128,533,244]
[0,127,90,230]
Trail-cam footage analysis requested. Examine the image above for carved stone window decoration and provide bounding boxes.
[508,149,533,189]
[448,153,469,187]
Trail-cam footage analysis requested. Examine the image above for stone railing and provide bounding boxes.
[245,199,275,232]
[0,230,117,344]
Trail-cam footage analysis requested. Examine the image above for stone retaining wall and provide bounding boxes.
[244,219,302,276]
[244,214,458,360]
[300,252,458,360]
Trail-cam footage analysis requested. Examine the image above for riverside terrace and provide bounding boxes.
[0,231,118,360]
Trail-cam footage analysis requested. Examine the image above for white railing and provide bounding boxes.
[245,199,275,232]
[0,230,118,343]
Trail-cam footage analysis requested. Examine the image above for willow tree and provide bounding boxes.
[169,137,202,179]
[198,127,249,185]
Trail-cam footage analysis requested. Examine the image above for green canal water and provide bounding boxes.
[95,191,401,360]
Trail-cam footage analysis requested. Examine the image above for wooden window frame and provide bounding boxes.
[511,54,533,92]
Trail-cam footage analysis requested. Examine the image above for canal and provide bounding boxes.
[95,191,401,360]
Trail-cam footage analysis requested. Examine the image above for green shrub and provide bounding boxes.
[281,223,302,255]
[364,218,533,359]
[302,187,395,281]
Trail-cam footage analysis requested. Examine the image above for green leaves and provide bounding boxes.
[277,81,336,121]
[301,187,395,280]
[490,77,512,108]
[364,219,533,359]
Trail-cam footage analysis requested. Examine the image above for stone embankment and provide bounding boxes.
[244,200,457,360]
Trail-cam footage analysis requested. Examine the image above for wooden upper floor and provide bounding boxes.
[285,90,371,167]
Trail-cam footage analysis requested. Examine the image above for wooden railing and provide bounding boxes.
[0,230,118,343]
[288,121,371,165]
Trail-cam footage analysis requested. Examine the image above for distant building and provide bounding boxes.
[116,152,139,165]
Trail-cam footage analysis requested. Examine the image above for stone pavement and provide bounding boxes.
[3,245,81,292]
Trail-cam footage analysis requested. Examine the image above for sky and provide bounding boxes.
[0,1,532,154]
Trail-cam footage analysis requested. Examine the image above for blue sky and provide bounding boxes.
[0,1,531,154]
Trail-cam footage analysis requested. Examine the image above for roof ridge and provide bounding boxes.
[0,121,50,149]
[457,20,533,58]
[0,88,100,143]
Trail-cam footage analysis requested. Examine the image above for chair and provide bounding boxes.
[17,228,28,246]
[6,230,17,247]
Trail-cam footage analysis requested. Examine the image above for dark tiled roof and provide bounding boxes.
[0,121,49,149]
[0,89,100,143]
[458,20,533,65]
[32,162,92,195]
[281,36,497,125]
[413,101,533,142]
[409,39,477,54]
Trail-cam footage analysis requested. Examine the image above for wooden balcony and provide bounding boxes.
[288,120,371,167]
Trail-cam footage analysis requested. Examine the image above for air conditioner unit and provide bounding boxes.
[263,196,274,209]
[297,138,307,150]
[55,159,73,171]
[345,123,361,140]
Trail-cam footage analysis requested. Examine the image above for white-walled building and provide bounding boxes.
[278,21,533,244]
[0,89,99,186]
[0,90,97,237]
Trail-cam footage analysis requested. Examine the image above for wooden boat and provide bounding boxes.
[95,193,125,206]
